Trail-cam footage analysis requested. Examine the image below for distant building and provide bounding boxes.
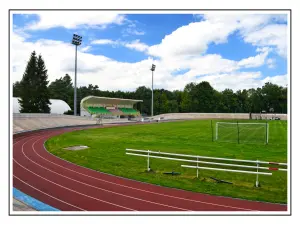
[13,97,71,114]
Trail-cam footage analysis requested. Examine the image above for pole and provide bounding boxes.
[74,45,78,116]
[256,160,259,187]
[151,70,154,117]
[197,156,199,178]
[237,121,240,144]
[147,150,150,171]
[211,120,213,142]
[266,122,268,144]
[215,122,218,141]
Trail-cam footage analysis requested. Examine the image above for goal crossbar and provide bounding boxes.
[216,122,267,125]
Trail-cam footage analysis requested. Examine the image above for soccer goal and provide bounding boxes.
[215,122,269,144]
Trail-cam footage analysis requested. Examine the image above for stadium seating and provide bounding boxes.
[87,106,112,115]
[108,108,123,115]
[119,108,140,115]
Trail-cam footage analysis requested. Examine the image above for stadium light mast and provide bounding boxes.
[71,34,82,116]
[150,64,156,117]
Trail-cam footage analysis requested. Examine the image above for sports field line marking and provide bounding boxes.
[13,175,85,211]
[14,158,135,211]
[23,136,189,211]
[14,137,135,211]
[36,131,254,211]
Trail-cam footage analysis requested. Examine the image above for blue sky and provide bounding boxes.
[12,12,288,91]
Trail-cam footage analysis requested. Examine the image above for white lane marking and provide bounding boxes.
[22,136,188,211]
[15,128,257,211]
[14,158,135,211]
[38,132,254,211]
[13,175,86,211]
[14,138,135,211]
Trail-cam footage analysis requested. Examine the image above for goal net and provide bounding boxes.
[215,122,269,144]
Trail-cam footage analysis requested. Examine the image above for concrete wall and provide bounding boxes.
[13,113,137,134]
[152,113,288,121]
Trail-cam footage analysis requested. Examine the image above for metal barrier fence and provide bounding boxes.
[125,148,287,187]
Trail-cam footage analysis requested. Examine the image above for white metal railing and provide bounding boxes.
[125,148,287,187]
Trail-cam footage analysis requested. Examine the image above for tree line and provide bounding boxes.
[13,51,287,115]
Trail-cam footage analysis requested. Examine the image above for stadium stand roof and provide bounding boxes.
[13,97,71,114]
[80,96,143,106]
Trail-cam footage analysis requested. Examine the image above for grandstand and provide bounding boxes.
[80,96,142,117]
[12,96,143,134]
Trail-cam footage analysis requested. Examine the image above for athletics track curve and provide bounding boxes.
[13,124,287,212]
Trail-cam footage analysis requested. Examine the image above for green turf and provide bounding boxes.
[216,122,268,144]
[45,120,288,204]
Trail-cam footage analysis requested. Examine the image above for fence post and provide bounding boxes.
[265,122,268,145]
[211,120,213,142]
[197,156,199,178]
[255,159,259,187]
[147,150,150,171]
[237,121,240,144]
[216,122,218,141]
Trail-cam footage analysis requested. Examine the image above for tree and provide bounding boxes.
[193,81,216,112]
[13,81,22,97]
[135,86,152,115]
[180,91,191,112]
[14,60,288,116]
[18,51,51,113]
[220,89,238,113]
[248,88,264,113]
[236,89,250,113]
[261,82,282,113]
[49,74,73,106]
[36,54,51,113]
[173,90,183,112]
[168,100,179,113]
[160,92,169,113]
[279,86,287,113]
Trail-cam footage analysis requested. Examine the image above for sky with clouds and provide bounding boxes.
[11,12,288,92]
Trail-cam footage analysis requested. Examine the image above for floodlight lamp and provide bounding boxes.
[151,64,156,71]
[72,34,82,46]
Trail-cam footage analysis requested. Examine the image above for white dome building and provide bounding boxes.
[13,97,71,114]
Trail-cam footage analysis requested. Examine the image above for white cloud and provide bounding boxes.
[266,58,276,69]
[148,19,238,58]
[122,27,145,36]
[243,24,287,57]
[131,30,145,35]
[24,12,125,30]
[121,20,145,36]
[238,50,269,68]
[148,14,287,59]
[127,29,145,35]
[91,39,116,45]
[198,72,263,91]
[80,46,91,52]
[262,74,287,87]
[124,40,149,52]
[91,39,149,52]
[11,13,288,93]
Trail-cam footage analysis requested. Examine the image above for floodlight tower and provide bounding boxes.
[150,64,156,117]
[71,34,82,116]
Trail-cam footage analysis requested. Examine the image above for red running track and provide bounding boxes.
[13,125,287,211]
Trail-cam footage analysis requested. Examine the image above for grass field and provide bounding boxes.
[45,119,288,204]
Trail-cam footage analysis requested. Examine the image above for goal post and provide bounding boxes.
[215,122,269,144]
